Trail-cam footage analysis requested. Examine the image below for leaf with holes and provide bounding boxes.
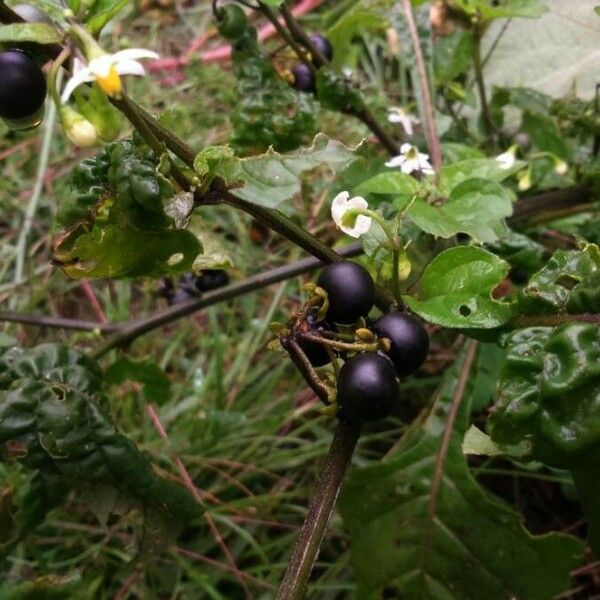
[518,244,600,314]
[215,134,358,209]
[53,223,201,279]
[403,246,514,328]
[339,348,583,600]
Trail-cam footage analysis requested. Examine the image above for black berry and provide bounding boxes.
[291,64,315,93]
[196,269,229,292]
[372,312,429,377]
[308,33,333,62]
[337,352,399,423]
[216,4,247,41]
[0,50,47,121]
[317,261,374,324]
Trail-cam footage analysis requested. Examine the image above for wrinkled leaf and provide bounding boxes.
[0,344,200,545]
[518,244,600,314]
[404,246,514,328]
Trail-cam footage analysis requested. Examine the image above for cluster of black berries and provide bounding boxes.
[287,261,429,425]
[157,270,230,305]
[291,34,333,93]
[0,49,47,129]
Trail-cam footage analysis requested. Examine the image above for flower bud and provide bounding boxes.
[60,106,97,147]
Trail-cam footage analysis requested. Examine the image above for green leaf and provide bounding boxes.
[403,246,514,328]
[339,349,583,600]
[407,178,513,243]
[488,324,600,553]
[438,158,525,196]
[441,142,485,163]
[193,145,235,181]
[53,224,201,279]
[85,0,130,34]
[462,425,504,456]
[0,344,200,546]
[326,9,388,69]
[595,6,600,16]
[187,215,234,271]
[521,111,569,160]
[0,23,62,44]
[451,0,547,20]
[216,134,358,208]
[486,230,546,276]
[105,355,171,404]
[518,244,600,315]
[355,171,420,196]
[489,324,600,469]
[434,31,474,84]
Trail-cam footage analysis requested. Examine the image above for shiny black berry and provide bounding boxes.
[196,269,229,292]
[337,352,399,423]
[308,33,333,62]
[216,4,247,41]
[292,63,315,93]
[0,50,47,122]
[317,261,375,324]
[372,312,429,377]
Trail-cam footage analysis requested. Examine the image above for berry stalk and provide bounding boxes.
[276,420,361,600]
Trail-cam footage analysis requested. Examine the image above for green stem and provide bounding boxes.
[391,247,402,303]
[276,420,361,600]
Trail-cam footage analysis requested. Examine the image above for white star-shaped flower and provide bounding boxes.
[387,106,418,136]
[61,48,159,102]
[495,145,518,169]
[331,191,372,238]
[385,143,434,175]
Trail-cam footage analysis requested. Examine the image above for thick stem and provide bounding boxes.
[400,0,442,173]
[276,420,361,600]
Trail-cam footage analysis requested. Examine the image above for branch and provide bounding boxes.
[90,243,363,358]
[509,313,600,328]
[276,420,361,600]
[400,0,442,172]
[0,311,119,332]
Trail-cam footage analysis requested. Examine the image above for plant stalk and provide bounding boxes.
[276,420,361,600]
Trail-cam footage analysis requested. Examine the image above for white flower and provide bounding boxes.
[554,159,568,175]
[61,48,159,102]
[385,143,434,175]
[495,145,518,169]
[60,106,97,147]
[331,191,372,238]
[387,106,417,136]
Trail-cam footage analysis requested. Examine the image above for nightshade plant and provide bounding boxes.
[1,0,600,597]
